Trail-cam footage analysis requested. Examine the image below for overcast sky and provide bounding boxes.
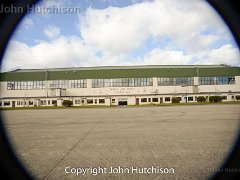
[1,0,240,71]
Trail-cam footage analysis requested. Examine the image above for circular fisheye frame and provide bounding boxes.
[207,0,240,180]
[0,1,38,179]
[0,0,240,180]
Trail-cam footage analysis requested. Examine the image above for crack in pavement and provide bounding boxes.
[42,118,104,180]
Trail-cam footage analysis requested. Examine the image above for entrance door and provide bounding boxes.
[136,98,139,105]
[12,101,15,108]
[160,97,163,103]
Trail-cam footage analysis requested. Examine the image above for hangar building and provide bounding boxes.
[0,65,239,107]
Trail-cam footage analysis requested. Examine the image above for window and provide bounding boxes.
[7,82,14,90]
[52,100,57,105]
[95,99,97,104]
[188,97,193,101]
[36,81,45,89]
[122,78,133,87]
[199,76,235,85]
[27,81,33,90]
[50,79,86,89]
[40,100,46,105]
[50,80,68,89]
[75,100,81,104]
[111,79,119,87]
[87,99,93,104]
[7,81,45,90]
[158,78,174,86]
[70,79,87,88]
[148,98,151,102]
[199,77,215,85]
[99,99,105,104]
[4,101,10,106]
[92,79,107,88]
[152,98,158,102]
[134,78,153,87]
[112,99,115,103]
[216,76,235,85]
[92,78,153,88]
[21,82,27,89]
[165,97,170,102]
[141,98,147,102]
[29,101,33,105]
[158,77,193,86]
[175,77,193,86]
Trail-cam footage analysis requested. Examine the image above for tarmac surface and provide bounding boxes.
[2,104,240,180]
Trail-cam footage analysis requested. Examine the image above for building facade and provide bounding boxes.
[0,65,240,108]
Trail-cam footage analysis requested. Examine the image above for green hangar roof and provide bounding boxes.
[0,65,240,81]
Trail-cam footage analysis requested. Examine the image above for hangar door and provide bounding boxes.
[118,99,128,106]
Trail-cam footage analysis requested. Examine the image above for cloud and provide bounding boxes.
[141,44,239,66]
[193,44,240,65]
[78,0,234,55]
[142,49,192,65]
[44,25,61,39]
[1,38,238,71]
[1,36,102,71]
